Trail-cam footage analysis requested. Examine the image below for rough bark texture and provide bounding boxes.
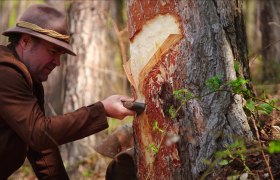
[127,0,252,179]
[62,0,112,168]
[259,0,280,83]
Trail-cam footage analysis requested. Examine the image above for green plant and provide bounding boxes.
[201,138,264,180]
[268,140,280,154]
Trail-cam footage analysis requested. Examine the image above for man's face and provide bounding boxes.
[21,36,65,82]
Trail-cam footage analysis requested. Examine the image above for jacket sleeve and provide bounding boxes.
[0,65,108,151]
[27,147,69,180]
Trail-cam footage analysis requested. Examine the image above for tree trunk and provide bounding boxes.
[126,0,252,179]
[0,0,13,44]
[259,0,280,83]
[43,0,66,118]
[62,0,112,170]
[0,0,30,44]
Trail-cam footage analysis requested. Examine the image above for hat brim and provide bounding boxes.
[2,26,76,56]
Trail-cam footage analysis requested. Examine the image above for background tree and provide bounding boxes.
[259,0,280,84]
[43,0,67,126]
[0,0,32,43]
[126,0,252,179]
[61,0,129,177]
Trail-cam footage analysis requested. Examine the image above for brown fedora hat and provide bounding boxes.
[2,4,76,56]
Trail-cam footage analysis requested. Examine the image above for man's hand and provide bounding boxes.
[101,95,135,120]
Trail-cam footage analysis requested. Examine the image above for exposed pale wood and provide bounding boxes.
[138,34,183,94]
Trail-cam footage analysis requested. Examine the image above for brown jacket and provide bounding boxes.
[0,45,108,179]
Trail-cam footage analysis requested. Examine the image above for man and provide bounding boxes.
[0,4,134,179]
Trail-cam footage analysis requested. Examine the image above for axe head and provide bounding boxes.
[122,100,146,115]
[94,124,134,158]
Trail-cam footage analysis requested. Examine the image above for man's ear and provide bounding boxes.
[19,34,32,50]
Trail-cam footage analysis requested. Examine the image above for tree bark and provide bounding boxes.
[126,0,252,179]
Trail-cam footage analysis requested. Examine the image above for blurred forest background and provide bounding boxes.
[0,0,279,179]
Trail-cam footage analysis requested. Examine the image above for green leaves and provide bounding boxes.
[234,61,241,74]
[226,77,249,95]
[173,89,194,103]
[218,159,230,166]
[205,75,249,95]
[169,89,194,119]
[245,99,255,112]
[256,103,274,115]
[206,75,223,91]
[245,98,277,115]
[152,121,164,133]
[205,75,278,116]
[168,105,176,119]
[147,143,159,155]
[268,140,280,154]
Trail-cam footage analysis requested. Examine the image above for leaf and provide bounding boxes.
[169,105,176,119]
[206,75,223,91]
[152,121,164,133]
[147,143,159,155]
[185,92,194,101]
[215,149,231,158]
[173,89,188,100]
[219,159,229,166]
[227,78,249,94]
[245,99,255,112]
[269,99,278,106]
[256,103,273,115]
[234,61,240,74]
[268,140,280,154]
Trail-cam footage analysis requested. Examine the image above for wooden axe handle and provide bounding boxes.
[122,101,146,115]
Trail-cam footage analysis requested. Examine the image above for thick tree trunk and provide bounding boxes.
[62,0,112,169]
[259,0,280,83]
[126,0,252,179]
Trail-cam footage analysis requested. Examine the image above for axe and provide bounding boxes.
[122,100,146,115]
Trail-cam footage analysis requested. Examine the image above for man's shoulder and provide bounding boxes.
[0,45,17,64]
[0,45,33,87]
[0,45,14,58]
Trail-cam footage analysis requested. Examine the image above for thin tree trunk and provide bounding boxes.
[43,0,66,118]
[0,0,12,44]
[259,0,280,83]
[126,0,252,179]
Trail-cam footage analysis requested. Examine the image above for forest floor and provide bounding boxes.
[208,84,280,180]
[208,112,280,180]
